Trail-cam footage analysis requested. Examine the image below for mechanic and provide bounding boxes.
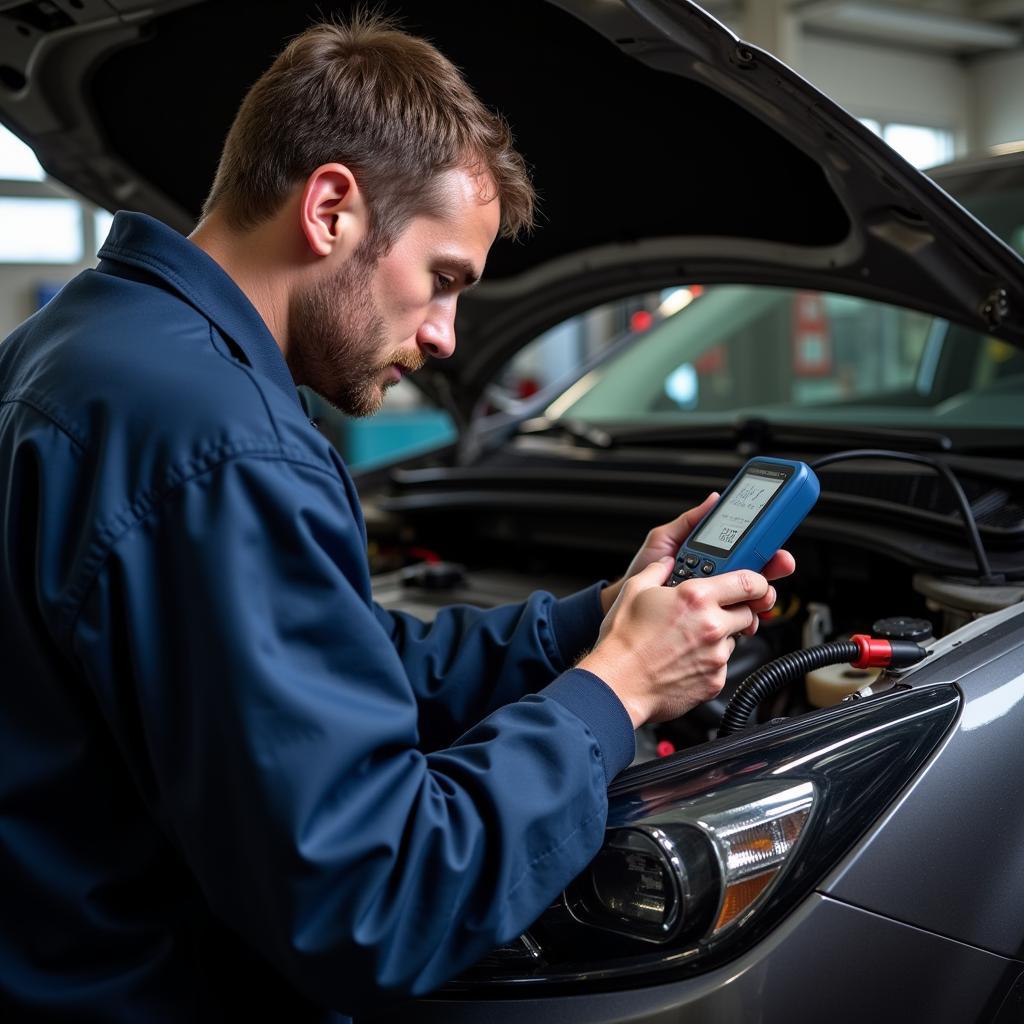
[0,14,793,1023]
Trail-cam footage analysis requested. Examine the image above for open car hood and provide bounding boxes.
[2,0,1024,419]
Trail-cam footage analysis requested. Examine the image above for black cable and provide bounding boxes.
[719,641,860,736]
[809,448,1000,585]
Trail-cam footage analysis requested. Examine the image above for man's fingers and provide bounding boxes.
[721,603,757,637]
[762,549,796,582]
[743,585,777,615]
[697,569,769,607]
[633,556,675,589]
[679,492,718,534]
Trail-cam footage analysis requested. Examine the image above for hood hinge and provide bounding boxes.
[980,287,1009,331]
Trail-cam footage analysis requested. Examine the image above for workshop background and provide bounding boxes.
[3,0,1024,468]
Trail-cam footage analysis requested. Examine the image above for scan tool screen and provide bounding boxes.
[692,466,787,553]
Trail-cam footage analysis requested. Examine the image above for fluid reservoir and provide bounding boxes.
[806,660,879,708]
[804,615,934,708]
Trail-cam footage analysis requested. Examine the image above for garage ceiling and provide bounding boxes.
[705,0,1024,54]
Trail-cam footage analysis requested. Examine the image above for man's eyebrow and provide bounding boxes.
[437,256,481,290]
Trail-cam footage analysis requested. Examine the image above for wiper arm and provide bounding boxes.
[516,416,614,449]
[515,415,955,454]
[743,419,954,452]
[602,417,954,453]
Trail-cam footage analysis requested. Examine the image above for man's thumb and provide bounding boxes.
[640,555,675,587]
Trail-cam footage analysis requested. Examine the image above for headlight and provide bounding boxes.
[451,682,959,994]
[566,780,814,945]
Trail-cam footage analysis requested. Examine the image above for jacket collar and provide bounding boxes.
[97,211,302,410]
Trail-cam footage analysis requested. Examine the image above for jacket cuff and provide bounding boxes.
[549,582,606,669]
[540,668,635,784]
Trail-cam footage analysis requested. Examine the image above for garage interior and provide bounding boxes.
[3,0,1024,471]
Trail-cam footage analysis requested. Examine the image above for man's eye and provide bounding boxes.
[435,274,454,293]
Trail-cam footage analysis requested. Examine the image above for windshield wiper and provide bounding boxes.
[516,416,615,449]
[583,417,955,453]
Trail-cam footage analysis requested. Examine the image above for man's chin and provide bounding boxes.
[348,390,386,418]
[315,381,386,419]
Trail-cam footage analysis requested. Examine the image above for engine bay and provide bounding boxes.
[366,455,1024,760]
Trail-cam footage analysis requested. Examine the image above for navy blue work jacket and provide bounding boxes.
[0,212,635,1021]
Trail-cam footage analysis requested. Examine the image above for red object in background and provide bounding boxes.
[406,547,442,565]
[656,739,676,758]
[516,377,540,399]
[630,310,653,333]
[695,343,726,375]
[792,291,833,377]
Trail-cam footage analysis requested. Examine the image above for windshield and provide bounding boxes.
[941,168,1024,260]
[550,284,1024,431]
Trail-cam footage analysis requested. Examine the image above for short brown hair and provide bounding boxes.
[201,11,535,251]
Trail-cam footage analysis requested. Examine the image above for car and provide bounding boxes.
[4,1,1024,1020]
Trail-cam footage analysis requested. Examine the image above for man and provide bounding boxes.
[0,14,792,1022]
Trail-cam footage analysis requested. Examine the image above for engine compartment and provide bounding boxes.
[368,498,1024,759]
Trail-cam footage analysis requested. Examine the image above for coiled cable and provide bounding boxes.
[718,641,860,737]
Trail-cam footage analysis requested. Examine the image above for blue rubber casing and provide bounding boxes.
[667,457,819,586]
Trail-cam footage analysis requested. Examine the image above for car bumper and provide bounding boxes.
[376,893,1022,1024]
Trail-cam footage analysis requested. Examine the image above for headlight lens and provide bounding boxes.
[696,780,815,935]
[566,781,815,944]
[452,682,960,993]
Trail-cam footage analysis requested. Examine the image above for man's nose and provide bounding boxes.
[416,310,456,360]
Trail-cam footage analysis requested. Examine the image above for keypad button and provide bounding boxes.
[701,561,715,575]
[684,554,700,568]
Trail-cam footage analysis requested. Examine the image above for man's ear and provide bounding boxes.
[298,163,368,259]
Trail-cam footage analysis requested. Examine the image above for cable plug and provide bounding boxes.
[849,634,929,670]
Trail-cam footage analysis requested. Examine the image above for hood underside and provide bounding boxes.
[2,0,1023,414]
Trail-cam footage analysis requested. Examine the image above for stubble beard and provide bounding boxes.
[286,250,422,418]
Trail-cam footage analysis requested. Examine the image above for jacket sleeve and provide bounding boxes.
[69,452,635,1017]
[372,584,606,751]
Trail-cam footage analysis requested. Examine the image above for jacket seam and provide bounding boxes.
[537,609,562,670]
[0,390,88,452]
[207,322,284,446]
[58,446,350,647]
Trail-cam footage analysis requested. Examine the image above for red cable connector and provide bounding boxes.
[850,634,928,670]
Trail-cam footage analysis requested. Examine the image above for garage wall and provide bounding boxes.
[969,49,1024,151]
[797,36,970,146]
[0,163,107,340]
[0,262,92,339]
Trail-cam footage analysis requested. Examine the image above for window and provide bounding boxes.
[0,123,44,181]
[553,284,1019,429]
[0,197,82,263]
[481,291,663,417]
[858,118,954,170]
[0,123,113,270]
[95,209,115,250]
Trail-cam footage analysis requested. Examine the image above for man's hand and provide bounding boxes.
[582,559,775,728]
[599,492,796,616]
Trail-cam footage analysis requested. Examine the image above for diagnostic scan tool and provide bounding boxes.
[667,457,819,587]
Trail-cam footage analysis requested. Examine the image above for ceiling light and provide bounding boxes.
[799,1,1021,51]
[990,140,1024,156]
